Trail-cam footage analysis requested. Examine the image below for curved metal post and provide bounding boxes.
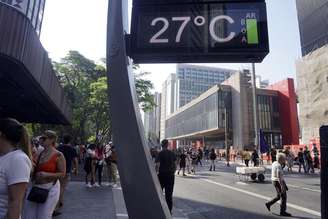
[106,0,171,218]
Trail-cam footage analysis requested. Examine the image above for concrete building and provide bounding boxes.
[165,71,299,151]
[0,1,71,124]
[144,92,161,145]
[296,0,328,144]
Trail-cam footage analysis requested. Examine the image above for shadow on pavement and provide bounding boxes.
[174,197,317,219]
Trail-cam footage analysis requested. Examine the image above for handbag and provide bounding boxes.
[27,151,55,204]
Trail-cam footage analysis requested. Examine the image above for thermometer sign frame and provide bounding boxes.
[129,1,269,63]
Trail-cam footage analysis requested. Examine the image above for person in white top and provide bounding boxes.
[265,153,292,217]
[0,118,32,219]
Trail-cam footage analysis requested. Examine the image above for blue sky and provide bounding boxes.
[41,0,301,91]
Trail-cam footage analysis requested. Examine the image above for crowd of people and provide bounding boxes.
[0,118,118,219]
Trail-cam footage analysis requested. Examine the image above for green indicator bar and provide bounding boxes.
[246,19,259,44]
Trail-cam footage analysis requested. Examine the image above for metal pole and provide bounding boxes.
[251,63,259,150]
[320,126,328,219]
[106,0,171,218]
[225,107,230,167]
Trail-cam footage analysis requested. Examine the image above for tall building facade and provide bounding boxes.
[165,73,298,150]
[296,0,328,143]
[160,74,177,141]
[144,93,161,145]
[176,64,235,109]
[0,1,71,123]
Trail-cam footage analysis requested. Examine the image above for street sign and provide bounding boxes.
[129,1,269,63]
[320,126,328,219]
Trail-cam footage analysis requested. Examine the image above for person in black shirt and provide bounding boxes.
[177,151,187,176]
[155,139,176,214]
[55,134,78,215]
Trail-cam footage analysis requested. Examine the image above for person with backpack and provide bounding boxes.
[54,134,78,215]
[209,148,217,171]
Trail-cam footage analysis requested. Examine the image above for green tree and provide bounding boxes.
[29,52,156,143]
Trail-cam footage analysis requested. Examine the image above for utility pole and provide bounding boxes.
[225,106,230,167]
[251,63,259,151]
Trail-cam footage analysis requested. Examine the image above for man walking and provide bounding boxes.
[265,153,292,217]
[156,139,176,214]
[55,134,78,216]
[298,148,306,173]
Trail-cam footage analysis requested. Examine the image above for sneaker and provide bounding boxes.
[94,183,100,187]
[112,183,118,188]
[265,203,271,212]
[52,211,62,217]
[280,212,292,217]
[86,183,92,188]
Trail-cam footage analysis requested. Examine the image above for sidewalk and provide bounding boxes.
[56,181,189,219]
[56,182,116,219]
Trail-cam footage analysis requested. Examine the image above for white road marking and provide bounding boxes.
[116,213,187,219]
[235,182,248,186]
[202,178,321,217]
[288,184,321,193]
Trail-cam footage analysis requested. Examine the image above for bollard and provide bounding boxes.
[320,126,328,219]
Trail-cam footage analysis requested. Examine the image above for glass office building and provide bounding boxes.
[176,64,235,109]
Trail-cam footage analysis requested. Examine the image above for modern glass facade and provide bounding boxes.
[166,89,232,139]
[1,0,46,35]
[176,64,235,108]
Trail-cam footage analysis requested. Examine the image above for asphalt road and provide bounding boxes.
[173,161,321,219]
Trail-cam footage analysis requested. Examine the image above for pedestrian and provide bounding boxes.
[108,145,118,187]
[190,150,198,174]
[312,145,320,169]
[84,144,96,187]
[54,134,78,215]
[265,153,292,217]
[196,148,203,166]
[155,139,176,214]
[95,144,105,186]
[304,147,314,173]
[209,148,217,171]
[204,147,209,161]
[285,148,294,172]
[244,149,251,167]
[177,150,187,176]
[271,148,277,163]
[23,130,66,219]
[186,149,191,174]
[297,148,306,173]
[0,118,33,219]
[251,149,259,167]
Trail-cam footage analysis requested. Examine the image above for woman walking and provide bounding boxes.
[0,118,32,219]
[84,144,97,187]
[22,130,66,219]
[95,144,105,186]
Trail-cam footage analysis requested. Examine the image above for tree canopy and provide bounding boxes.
[29,51,155,144]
